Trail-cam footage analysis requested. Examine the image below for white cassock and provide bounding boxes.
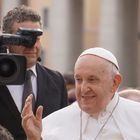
[42,93,140,140]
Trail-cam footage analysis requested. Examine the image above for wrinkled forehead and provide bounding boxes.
[74,55,114,81]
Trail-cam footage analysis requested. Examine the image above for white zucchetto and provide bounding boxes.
[79,47,119,70]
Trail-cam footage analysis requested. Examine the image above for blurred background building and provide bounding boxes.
[0,0,140,89]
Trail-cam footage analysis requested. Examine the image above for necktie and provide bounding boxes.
[22,70,35,111]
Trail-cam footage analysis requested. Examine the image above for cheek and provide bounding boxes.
[99,88,113,106]
[36,46,42,55]
[75,86,80,99]
[92,86,107,101]
[10,46,24,54]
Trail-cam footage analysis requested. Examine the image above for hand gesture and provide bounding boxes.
[21,94,43,140]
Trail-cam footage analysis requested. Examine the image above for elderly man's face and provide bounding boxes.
[74,55,116,116]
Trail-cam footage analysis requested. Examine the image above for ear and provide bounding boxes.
[112,74,122,92]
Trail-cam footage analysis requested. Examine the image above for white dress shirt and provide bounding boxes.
[7,65,37,112]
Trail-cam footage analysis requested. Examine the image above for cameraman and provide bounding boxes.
[0,5,68,140]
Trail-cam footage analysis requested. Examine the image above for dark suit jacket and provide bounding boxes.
[0,63,68,140]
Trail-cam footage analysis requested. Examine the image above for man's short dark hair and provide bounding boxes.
[2,5,42,33]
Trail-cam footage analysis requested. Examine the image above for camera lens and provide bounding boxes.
[0,58,17,77]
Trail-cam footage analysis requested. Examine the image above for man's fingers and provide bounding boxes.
[36,105,43,121]
[22,113,33,127]
[21,94,33,118]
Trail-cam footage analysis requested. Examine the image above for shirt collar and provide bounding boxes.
[105,92,119,113]
[27,65,37,77]
[98,92,119,119]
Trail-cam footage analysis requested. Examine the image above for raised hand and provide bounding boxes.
[21,94,43,140]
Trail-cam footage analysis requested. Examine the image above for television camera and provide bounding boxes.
[0,27,43,85]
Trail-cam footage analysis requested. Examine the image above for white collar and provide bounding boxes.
[105,92,119,113]
[96,92,119,119]
[27,65,37,77]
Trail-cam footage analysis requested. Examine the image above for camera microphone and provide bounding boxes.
[37,57,41,62]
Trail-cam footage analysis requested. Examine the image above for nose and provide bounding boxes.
[80,82,90,93]
[34,38,41,48]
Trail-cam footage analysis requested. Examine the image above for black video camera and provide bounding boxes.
[0,27,43,49]
[0,28,43,85]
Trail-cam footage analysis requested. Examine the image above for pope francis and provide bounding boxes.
[21,47,140,140]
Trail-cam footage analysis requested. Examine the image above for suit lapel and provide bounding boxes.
[0,85,21,119]
[35,64,54,116]
[35,64,50,105]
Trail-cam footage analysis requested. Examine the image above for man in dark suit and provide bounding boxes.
[0,5,68,140]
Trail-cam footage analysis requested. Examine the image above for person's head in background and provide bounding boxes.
[119,88,140,102]
[63,72,75,91]
[0,125,14,140]
[2,5,42,68]
[74,47,122,116]
[63,72,76,104]
[67,88,76,104]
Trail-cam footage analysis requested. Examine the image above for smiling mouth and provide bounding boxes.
[82,95,96,99]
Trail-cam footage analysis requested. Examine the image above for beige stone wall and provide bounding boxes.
[29,0,101,50]
[83,0,101,49]
[29,0,51,8]
[29,0,51,65]
[28,0,101,69]
[0,0,2,25]
[137,1,140,87]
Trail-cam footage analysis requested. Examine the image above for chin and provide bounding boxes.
[79,102,98,114]
[80,104,92,113]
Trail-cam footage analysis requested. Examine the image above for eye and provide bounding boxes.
[89,77,98,83]
[75,77,82,83]
[75,78,81,81]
